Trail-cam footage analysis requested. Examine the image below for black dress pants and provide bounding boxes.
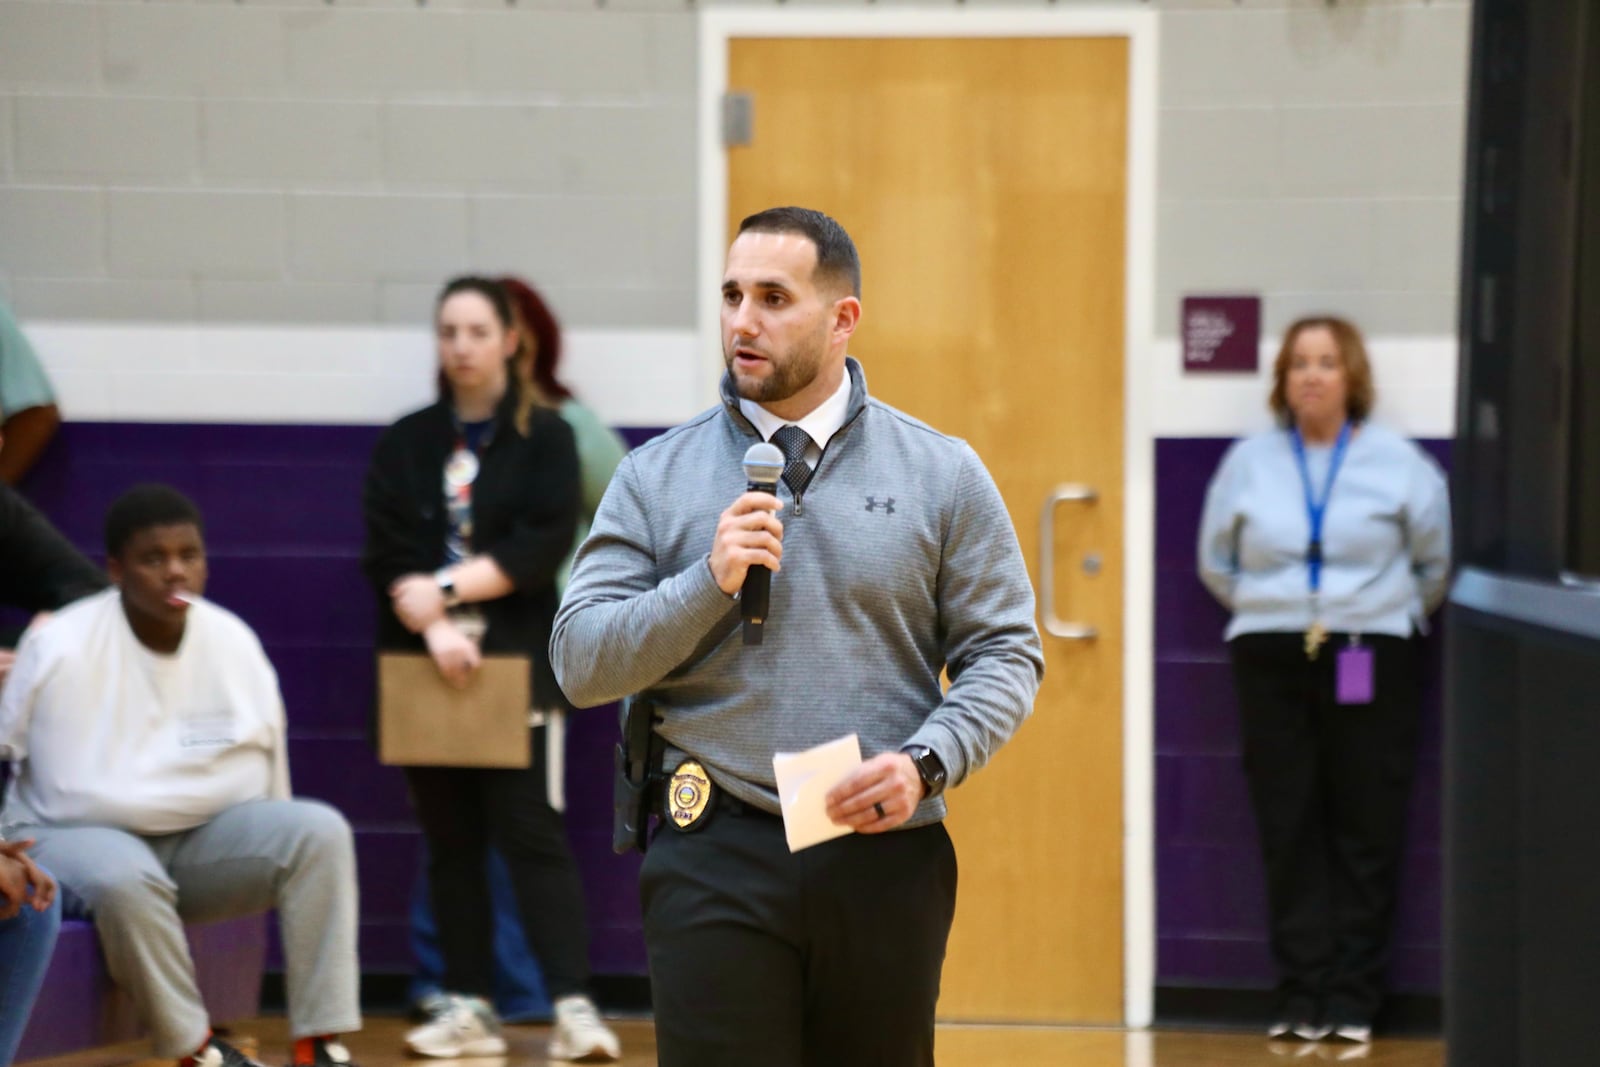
[1229,632,1422,1028]
[640,798,958,1067]
[403,725,592,1001]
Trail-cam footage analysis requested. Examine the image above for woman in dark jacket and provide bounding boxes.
[362,276,619,1063]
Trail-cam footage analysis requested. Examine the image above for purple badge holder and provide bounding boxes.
[1336,644,1375,705]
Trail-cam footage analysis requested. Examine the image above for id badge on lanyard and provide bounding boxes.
[1291,422,1351,661]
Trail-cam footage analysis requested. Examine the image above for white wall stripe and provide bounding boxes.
[23,322,1457,439]
[24,322,704,428]
[1151,336,1458,439]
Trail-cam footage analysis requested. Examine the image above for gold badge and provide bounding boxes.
[666,760,714,831]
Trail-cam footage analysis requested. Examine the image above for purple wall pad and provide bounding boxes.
[1154,437,1450,994]
[15,422,667,983]
[16,916,265,1061]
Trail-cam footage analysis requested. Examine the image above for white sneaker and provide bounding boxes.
[403,994,508,1058]
[547,995,620,1063]
[1331,1023,1373,1044]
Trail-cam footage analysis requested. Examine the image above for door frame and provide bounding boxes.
[697,6,1160,1027]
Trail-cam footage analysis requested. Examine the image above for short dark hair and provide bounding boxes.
[737,206,861,299]
[105,484,204,559]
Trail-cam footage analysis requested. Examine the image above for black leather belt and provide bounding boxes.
[716,791,783,821]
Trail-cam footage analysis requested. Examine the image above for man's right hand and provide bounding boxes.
[423,619,481,689]
[709,492,785,596]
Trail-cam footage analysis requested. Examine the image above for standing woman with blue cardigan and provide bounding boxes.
[1197,316,1451,1047]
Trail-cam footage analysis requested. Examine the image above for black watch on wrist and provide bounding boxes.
[435,570,462,610]
[901,745,947,800]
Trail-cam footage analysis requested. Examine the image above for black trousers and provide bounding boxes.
[1229,632,1422,1027]
[403,726,592,1001]
[641,798,958,1067]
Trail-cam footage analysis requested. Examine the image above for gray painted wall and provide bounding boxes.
[0,0,1468,339]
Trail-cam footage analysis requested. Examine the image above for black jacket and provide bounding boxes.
[0,484,106,615]
[361,389,580,711]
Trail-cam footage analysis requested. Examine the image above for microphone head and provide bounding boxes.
[743,441,786,487]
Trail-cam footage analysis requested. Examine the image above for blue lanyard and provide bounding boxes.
[1289,422,1352,596]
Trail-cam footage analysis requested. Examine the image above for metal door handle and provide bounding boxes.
[1039,484,1098,640]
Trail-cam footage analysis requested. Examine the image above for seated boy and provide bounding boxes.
[0,485,362,1067]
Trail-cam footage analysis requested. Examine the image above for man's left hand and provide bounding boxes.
[825,753,925,834]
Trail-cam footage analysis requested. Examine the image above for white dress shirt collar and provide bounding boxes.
[738,366,852,463]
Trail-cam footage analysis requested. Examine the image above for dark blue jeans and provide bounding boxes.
[408,846,550,1021]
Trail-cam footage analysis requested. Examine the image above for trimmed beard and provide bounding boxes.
[724,326,829,405]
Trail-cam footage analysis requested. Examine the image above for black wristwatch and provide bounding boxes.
[901,745,947,799]
[435,569,462,610]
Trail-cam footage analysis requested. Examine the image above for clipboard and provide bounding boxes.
[377,652,532,768]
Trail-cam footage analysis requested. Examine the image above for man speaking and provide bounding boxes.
[551,206,1043,1067]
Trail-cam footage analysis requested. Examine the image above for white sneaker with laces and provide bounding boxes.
[547,995,621,1063]
[403,994,508,1058]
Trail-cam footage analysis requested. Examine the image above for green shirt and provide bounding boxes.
[0,303,54,419]
[556,399,628,598]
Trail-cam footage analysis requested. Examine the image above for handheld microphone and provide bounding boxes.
[740,441,785,646]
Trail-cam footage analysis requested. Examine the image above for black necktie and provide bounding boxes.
[770,424,814,497]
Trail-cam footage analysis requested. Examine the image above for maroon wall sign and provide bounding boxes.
[1182,295,1261,373]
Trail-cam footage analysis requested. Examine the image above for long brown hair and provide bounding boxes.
[499,276,573,407]
[1268,315,1377,425]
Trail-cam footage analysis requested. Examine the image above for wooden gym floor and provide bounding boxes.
[20,1015,1445,1067]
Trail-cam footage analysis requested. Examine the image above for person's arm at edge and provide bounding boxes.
[0,484,107,613]
[1196,441,1245,611]
[1409,445,1453,614]
[0,403,61,486]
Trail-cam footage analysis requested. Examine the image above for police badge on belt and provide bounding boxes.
[665,760,715,832]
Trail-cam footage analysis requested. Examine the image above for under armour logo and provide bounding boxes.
[864,496,896,515]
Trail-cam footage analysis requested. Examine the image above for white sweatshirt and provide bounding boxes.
[0,588,289,836]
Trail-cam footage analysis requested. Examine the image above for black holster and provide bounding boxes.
[612,694,663,854]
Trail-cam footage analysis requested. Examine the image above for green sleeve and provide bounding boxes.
[560,400,629,524]
[556,399,629,599]
[0,304,55,416]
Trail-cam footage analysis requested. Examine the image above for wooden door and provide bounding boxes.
[728,36,1128,1023]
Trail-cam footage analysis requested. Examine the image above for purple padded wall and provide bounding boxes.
[17,422,661,980]
[1154,437,1449,993]
[18,425,1445,997]
[15,916,266,1061]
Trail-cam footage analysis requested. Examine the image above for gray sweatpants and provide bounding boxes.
[18,799,361,1057]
